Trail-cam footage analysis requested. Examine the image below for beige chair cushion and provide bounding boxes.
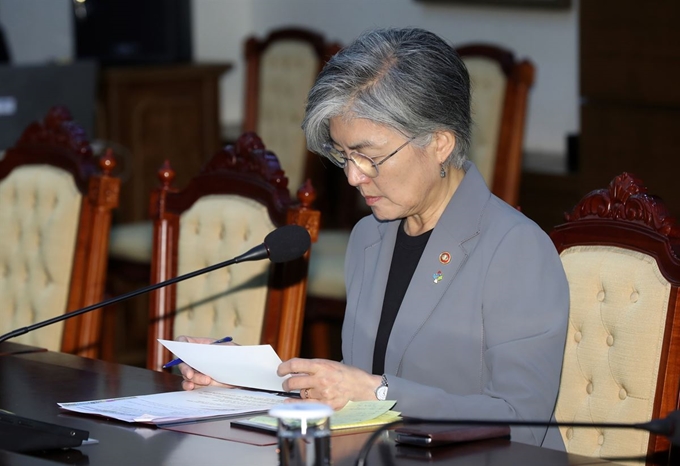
[0,166,82,351]
[108,221,154,263]
[258,41,318,192]
[462,57,506,187]
[556,245,670,460]
[307,229,349,299]
[172,195,276,346]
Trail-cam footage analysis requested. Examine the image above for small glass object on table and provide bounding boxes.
[269,402,334,466]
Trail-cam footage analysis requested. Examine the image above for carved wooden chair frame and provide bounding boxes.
[147,132,320,371]
[0,106,120,357]
[242,27,351,228]
[550,172,680,459]
[457,43,535,207]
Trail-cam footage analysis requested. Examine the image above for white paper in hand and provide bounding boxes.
[159,339,289,392]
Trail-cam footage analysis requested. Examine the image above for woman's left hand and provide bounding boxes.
[277,358,382,410]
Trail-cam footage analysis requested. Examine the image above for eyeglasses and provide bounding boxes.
[320,137,415,178]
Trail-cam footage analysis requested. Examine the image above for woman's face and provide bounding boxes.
[329,116,456,227]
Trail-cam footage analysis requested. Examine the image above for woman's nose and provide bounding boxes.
[345,161,370,187]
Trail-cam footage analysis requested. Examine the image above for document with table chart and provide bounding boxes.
[58,387,286,424]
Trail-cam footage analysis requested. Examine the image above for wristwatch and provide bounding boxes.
[375,374,389,401]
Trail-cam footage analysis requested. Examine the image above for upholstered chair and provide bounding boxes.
[550,173,680,463]
[243,27,346,225]
[0,106,120,358]
[457,43,535,207]
[147,132,320,371]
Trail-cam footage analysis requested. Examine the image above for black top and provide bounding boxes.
[372,220,432,375]
[0,26,10,63]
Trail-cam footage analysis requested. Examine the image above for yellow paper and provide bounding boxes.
[330,400,399,429]
[245,400,401,431]
[332,409,401,430]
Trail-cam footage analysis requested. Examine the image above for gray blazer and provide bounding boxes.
[341,162,569,448]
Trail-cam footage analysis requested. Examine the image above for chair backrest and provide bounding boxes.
[457,44,535,207]
[549,173,680,462]
[0,106,120,357]
[243,27,345,226]
[147,132,320,371]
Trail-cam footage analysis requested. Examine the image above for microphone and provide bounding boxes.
[232,223,312,263]
[0,224,311,345]
[354,413,680,466]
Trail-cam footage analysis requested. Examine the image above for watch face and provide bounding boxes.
[376,386,388,401]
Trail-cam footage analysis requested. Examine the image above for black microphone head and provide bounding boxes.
[264,225,311,263]
[640,410,680,445]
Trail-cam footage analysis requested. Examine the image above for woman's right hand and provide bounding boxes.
[176,335,234,391]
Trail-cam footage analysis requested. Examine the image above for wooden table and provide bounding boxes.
[0,343,624,465]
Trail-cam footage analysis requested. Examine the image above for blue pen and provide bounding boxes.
[162,336,233,369]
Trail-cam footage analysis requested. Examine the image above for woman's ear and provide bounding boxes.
[432,131,457,164]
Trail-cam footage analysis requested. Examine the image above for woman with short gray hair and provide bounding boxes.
[181,27,569,450]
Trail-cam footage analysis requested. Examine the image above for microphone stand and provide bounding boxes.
[0,245,268,344]
[0,223,310,345]
[355,412,680,466]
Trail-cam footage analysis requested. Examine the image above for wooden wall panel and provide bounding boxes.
[581,2,680,106]
[580,103,680,216]
[98,64,232,223]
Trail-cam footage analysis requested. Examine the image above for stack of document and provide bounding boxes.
[58,387,288,424]
[59,341,294,424]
